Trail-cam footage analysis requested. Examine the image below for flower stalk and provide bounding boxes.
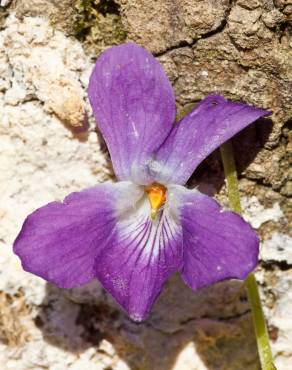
[220,141,276,370]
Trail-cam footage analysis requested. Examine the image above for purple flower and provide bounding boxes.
[13,43,270,322]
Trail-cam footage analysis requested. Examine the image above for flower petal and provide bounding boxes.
[88,43,176,184]
[151,94,270,184]
[173,186,259,290]
[13,182,143,289]
[95,195,183,321]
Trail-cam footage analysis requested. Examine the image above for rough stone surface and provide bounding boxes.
[0,0,11,8]
[0,1,291,370]
[118,0,230,54]
[261,233,292,264]
[12,0,77,34]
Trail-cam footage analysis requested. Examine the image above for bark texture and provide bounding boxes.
[0,1,291,369]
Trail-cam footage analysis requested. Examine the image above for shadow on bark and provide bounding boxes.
[35,276,260,370]
[189,118,273,197]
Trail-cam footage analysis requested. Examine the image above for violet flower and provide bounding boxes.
[13,43,270,321]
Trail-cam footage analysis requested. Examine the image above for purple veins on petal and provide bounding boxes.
[95,192,183,321]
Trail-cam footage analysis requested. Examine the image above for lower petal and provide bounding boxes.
[173,186,259,290]
[95,196,183,321]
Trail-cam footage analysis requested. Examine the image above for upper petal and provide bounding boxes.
[151,94,270,185]
[95,190,183,321]
[172,186,259,290]
[88,43,176,184]
[13,182,143,289]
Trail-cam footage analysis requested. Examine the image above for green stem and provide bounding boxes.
[220,141,276,370]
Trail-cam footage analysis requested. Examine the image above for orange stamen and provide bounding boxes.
[145,183,167,220]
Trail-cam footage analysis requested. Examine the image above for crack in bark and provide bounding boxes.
[179,309,251,326]
[147,309,251,335]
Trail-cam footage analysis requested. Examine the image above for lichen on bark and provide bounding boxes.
[74,0,127,55]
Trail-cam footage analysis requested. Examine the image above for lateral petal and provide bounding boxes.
[173,186,259,290]
[152,95,270,185]
[88,43,176,184]
[13,182,143,289]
